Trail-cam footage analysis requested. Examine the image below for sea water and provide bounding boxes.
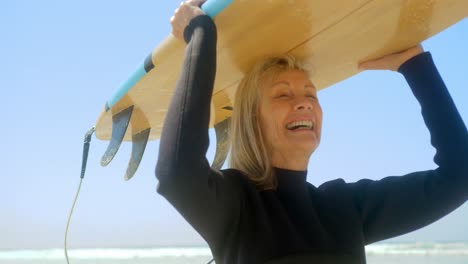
[1,242,468,264]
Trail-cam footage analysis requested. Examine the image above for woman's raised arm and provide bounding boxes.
[351,51,468,244]
[155,7,242,254]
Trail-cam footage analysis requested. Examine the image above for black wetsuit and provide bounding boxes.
[155,15,468,264]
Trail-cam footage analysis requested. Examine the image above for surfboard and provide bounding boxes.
[95,0,468,180]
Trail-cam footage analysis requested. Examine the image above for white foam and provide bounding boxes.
[0,247,212,260]
[1,243,467,260]
[365,242,468,256]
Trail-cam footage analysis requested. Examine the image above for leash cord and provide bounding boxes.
[64,127,95,263]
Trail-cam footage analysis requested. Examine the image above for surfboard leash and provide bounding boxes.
[64,126,95,264]
[63,126,217,264]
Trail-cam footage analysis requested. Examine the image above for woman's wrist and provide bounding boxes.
[183,15,216,44]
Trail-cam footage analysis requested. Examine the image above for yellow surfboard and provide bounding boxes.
[95,0,468,180]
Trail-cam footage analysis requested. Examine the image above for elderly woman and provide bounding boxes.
[155,1,468,263]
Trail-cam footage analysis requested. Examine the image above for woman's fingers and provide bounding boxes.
[171,1,206,40]
[358,53,400,71]
[186,0,207,7]
[358,44,424,71]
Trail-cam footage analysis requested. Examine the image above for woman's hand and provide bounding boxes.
[171,0,207,40]
[358,44,424,72]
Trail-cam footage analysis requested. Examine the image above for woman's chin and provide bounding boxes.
[286,129,319,141]
[287,137,319,152]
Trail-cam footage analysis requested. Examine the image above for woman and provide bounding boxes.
[156,1,468,263]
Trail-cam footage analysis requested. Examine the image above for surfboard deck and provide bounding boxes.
[96,0,467,141]
[94,0,468,179]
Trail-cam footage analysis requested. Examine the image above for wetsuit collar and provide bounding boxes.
[273,167,308,194]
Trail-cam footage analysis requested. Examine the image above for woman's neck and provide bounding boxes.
[271,150,310,171]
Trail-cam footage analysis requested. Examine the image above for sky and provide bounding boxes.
[2,1,467,250]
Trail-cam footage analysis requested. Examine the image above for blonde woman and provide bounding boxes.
[156,1,468,263]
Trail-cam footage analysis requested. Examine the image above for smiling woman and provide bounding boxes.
[259,69,322,172]
[229,56,323,189]
[154,1,468,264]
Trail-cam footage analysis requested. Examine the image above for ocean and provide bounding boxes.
[1,242,468,264]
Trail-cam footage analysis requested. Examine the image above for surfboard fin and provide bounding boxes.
[124,127,150,181]
[101,106,134,167]
[211,117,230,170]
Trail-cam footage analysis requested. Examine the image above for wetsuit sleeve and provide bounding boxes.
[155,15,241,252]
[350,52,468,244]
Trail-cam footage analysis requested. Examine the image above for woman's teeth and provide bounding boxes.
[286,120,313,130]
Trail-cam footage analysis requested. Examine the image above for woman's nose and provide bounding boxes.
[294,97,313,111]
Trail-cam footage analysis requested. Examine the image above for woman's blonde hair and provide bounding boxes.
[228,54,313,190]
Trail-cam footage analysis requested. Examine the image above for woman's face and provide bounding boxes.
[258,70,323,161]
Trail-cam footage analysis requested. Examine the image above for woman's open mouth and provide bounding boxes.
[286,120,314,131]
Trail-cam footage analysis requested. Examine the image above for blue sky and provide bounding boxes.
[2,1,467,250]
